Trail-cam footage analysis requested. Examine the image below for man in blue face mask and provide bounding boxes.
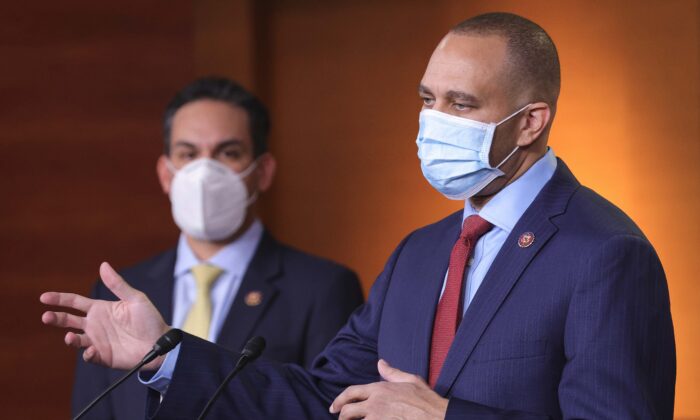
[42,12,675,420]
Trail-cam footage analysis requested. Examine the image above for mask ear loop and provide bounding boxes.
[238,158,261,206]
[237,158,259,179]
[495,146,520,169]
[492,103,532,169]
[496,103,531,125]
[165,158,177,174]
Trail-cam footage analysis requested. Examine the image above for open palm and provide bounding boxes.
[41,262,169,370]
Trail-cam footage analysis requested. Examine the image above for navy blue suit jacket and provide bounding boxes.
[71,231,364,420]
[152,160,675,419]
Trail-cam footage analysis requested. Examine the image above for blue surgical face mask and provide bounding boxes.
[416,104,530,200]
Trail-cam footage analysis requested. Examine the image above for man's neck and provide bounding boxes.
[469,149,547,211]
[185,216,255,261]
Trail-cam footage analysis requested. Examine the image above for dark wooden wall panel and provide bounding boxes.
[0,2,194,417]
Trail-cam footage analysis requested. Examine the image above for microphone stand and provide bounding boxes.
[73,329,183,420]
[196,336,266,420]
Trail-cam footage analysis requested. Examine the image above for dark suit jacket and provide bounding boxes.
[151,160,675,419]
[71,231,364,420]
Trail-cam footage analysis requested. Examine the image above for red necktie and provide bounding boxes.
[429,215,493,388]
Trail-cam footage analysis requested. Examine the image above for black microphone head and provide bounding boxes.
[153,329,184,356]
[241,336,265,360]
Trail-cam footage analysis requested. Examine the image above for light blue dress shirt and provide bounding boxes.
[143,150,557,394]
[141,219,263,393]
[172,219,263,342]
[441,149,557,313]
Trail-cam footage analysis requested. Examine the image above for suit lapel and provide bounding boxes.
[216,231,281,351]
[410,212,462,380]
[434,159,580,395]
[141,249,177,324]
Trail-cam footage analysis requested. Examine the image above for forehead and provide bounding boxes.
[421,33,510,103]
[170,99,251,148]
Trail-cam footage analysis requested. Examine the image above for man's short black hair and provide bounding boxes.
[162,77,270,157]
[451,12,561,107]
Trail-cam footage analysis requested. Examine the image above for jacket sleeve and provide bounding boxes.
[557,234,676,419]
[150,235,410,419]
[302,267,364,367]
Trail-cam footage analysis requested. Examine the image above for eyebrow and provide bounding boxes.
[418,84,432,96]
[212,139,246,154]
[418,84,481,106]
[171,139,247,154]
[446,90,480,105]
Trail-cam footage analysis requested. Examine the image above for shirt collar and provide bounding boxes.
[463,149,557,233]
[174,219,264,277]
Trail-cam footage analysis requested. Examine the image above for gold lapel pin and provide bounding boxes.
[518,232,535,248]
[244,290,263,306]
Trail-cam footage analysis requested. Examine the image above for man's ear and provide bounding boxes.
[156,155,173,194]
[255,153,277,193]
[516,102,551,147]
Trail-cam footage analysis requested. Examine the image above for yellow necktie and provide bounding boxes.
[182,264,223,340]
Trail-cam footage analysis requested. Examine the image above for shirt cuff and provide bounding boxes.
[138,343,181,395]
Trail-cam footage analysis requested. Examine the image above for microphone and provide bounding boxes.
[73,329,183,420]
[197,336,266,420]
[240,335,265,360]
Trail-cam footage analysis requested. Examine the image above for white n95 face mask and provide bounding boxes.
[416,104,529,200]
[169,158,258,241]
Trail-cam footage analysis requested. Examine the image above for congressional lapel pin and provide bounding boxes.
[518,232,535,248]
[244,290,263,306]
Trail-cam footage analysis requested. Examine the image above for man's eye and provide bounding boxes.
[176,152,196,160]
[455,102,478,112]
[422,97,435,106]
[222,149,242,159]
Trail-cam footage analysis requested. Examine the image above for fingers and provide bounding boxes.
[378,359,423,384]
[65,331,92,349]
[40,292,93,313]
[83,346,101,363]
[100,262,140,301]
[41,311,85,330]
[337,400,368,420]
[330,384,371,414]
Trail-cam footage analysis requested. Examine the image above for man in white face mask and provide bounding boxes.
[45,13,674,420]
[70,77,364,420]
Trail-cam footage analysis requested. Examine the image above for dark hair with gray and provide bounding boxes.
[451,12,561,106]
[162,77,270,157]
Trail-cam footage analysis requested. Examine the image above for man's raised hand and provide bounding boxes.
[40,262,170,370]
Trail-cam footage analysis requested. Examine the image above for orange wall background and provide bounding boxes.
[2,0,697,417]
[256,1,699,415]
